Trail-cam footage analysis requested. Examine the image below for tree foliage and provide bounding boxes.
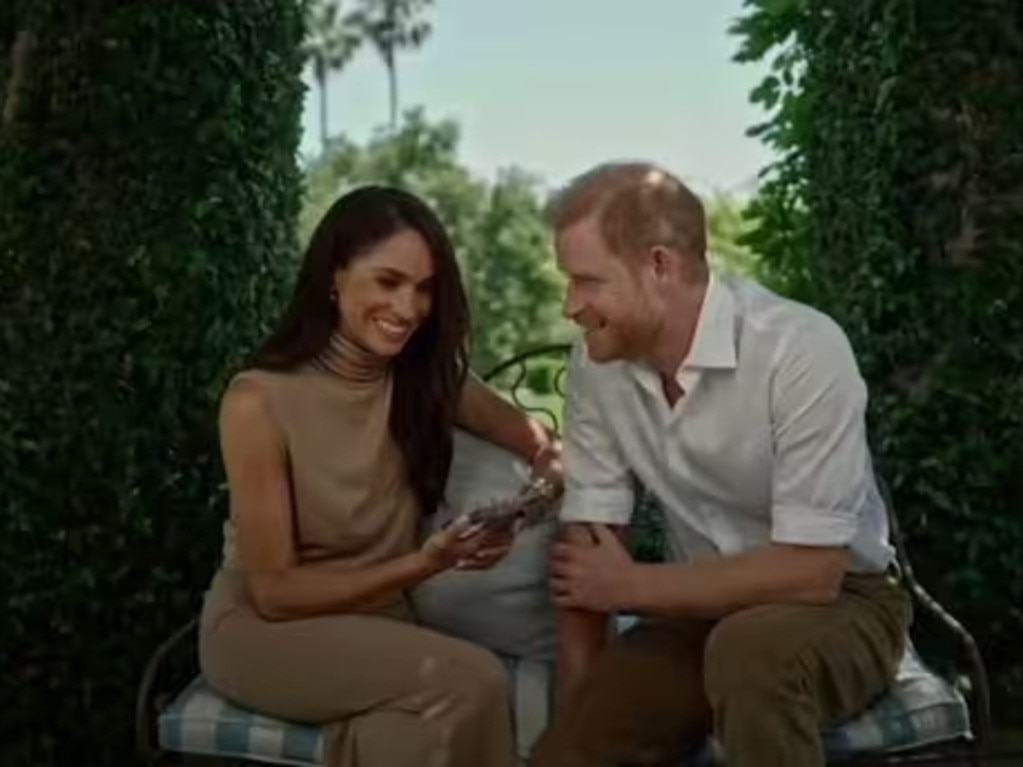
[705,190,761,277]
[733,0,1023,721]
[302,109,569,373]
[0,1,305,763]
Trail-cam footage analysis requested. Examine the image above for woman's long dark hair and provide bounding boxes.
[251,185,470,515]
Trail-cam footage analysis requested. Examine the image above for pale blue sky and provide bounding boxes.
[300,0,775,197]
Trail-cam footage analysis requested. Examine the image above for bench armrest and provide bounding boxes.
[135,616,199,766]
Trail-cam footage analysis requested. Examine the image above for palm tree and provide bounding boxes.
[304,0,363,151]
[351,0,433,130]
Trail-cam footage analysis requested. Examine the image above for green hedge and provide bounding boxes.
[734,0,1023,722]
[0,2,305,764]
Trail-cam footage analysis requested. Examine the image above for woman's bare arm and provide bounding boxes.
[220,379,477,621]
[456,372,562,470]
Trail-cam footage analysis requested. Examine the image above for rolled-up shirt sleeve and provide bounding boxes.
[770,316,872,548]
[559,343,634,526]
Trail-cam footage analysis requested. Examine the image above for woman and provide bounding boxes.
[199,185,562,767]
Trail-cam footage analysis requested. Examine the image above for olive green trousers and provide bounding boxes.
[530,573,912,767]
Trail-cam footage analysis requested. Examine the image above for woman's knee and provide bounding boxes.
[424,640,509,708]
[457,644,510,704]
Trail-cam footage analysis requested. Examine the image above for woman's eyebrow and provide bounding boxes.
[373,266,411,279]
[373,265,435,285]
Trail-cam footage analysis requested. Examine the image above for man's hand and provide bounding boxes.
[550,524,638,612]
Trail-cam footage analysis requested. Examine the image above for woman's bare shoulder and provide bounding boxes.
[219,371,281,442]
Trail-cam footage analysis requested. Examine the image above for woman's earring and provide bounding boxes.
[329,288,337,304]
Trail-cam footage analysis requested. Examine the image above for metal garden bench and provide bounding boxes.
[137,343,991,766]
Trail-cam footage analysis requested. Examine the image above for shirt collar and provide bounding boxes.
[628,270,738,393]
[676,269,737,375]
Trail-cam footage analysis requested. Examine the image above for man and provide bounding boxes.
[530,162,911,767]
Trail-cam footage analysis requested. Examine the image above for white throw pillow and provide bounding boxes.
[410,429,559,661]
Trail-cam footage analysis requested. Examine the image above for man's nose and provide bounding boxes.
[562,286,583,321]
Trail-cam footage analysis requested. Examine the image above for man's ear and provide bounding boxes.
[649,245,674,280]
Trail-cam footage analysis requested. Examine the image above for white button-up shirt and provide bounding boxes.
[559,270,894,573]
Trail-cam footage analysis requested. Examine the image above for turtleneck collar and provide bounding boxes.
[313,329,388,384]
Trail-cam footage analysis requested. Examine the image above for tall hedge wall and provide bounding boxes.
[734,0,1023,722]
[0,2,305,763]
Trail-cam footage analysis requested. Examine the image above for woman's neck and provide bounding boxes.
[315,329,388,384]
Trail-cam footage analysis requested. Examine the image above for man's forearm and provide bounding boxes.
[552,522,617,708]
[622,544,851,619]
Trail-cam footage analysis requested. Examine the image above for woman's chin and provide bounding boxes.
[368,333,411,358]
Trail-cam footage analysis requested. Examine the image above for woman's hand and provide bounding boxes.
[421,517,514,572]
[452,528,515,570]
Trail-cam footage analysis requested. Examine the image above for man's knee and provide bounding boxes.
[703,606,813,707]
[702,608,828,765]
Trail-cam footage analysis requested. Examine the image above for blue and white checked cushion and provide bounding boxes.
[159,636,970,766]
[820,645,972,757]
[159,677,325,766]
[159,653,554,766]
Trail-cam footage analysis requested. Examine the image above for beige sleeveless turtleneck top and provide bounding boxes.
[207,346,422,619]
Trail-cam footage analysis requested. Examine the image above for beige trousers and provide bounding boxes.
[199,586,515,767]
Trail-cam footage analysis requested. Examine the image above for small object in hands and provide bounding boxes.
[463,475,559,535]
